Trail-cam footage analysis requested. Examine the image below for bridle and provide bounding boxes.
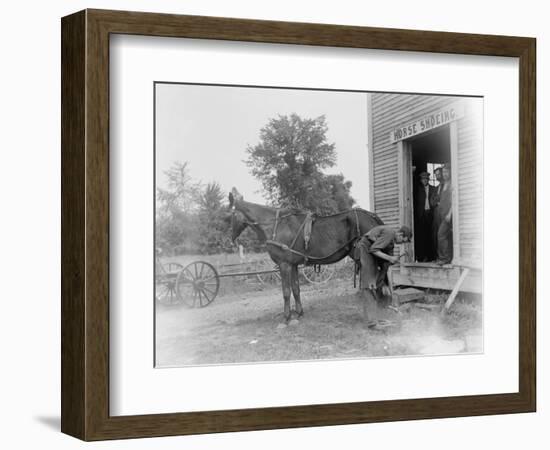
[230,207,270,242]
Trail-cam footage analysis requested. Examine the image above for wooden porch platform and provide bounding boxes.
[389,262,482,294]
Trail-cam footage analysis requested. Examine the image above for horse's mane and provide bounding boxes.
[282,206,381,221]
[236,198,381,223]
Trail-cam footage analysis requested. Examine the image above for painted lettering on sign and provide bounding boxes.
[389,103,465,143]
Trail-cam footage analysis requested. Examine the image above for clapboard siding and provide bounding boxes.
[455,100,483,264]
[369,93,483,266]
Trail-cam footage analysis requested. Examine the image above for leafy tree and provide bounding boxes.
[246,113,354,214]
[197,181,224,216]
[156,172,237,254]
[156,162,199,216]
[156,162,202,253]
[196,182,234,254]
[324,173,355,211]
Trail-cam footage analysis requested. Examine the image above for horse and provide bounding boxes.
[228,189,384,324]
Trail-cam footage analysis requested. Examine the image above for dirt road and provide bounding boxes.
[155,278,482,367]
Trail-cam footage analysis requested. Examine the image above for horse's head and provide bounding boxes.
[227,210,249,242]
[227,187,269,243]
[228,187,243,210]
[226,188,250,242]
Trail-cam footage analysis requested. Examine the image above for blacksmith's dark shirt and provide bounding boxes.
[365,225,395,255]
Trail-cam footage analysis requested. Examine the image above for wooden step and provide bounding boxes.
[392,287,425,306]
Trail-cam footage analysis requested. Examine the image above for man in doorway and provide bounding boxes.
[431,166,443,257]
[414,171,435,261]
[435,165,453,265]
[434,166,443,194]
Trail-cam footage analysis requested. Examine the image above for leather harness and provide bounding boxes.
[234,207,365,265]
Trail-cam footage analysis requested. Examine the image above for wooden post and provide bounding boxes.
[442,267,470,314]
[398,140,414,263]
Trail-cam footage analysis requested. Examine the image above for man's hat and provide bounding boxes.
[398,225,413,238]
[419,171,430,179]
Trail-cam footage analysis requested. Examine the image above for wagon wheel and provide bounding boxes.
[302,264,335,284]
[175,261,220,308]
[155,262,183,305]
[255,259,281,285]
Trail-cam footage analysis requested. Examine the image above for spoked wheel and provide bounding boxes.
[302,264,335,284]
[175,261,220,308]
[155,262,183,305]
[255,259,281,285]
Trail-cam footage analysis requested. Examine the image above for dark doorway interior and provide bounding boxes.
[410,125,451,262]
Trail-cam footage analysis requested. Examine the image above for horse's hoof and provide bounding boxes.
[276,323,288,329]
[288,319,300,326]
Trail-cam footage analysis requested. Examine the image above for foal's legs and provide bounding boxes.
[279,263,292,323]
[290,264,304,317]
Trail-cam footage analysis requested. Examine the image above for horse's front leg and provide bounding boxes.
[290,264,303,317]
[279,263,292,323]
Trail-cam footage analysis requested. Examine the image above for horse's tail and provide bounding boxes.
[355,207,384,226]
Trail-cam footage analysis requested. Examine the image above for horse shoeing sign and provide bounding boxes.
[389,102,465,143]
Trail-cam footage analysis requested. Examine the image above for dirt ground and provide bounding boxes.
[155,277,483,367]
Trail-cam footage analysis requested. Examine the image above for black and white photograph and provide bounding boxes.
[154,83,483,367]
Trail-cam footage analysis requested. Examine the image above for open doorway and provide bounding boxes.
[410,125,451,262]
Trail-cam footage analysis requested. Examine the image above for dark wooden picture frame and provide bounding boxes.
[61,9,536,441]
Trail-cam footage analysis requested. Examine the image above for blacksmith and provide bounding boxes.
[357,224,412,298]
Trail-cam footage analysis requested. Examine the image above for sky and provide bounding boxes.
[155,83,370,209]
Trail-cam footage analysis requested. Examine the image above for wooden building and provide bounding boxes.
[367,93,483,293]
